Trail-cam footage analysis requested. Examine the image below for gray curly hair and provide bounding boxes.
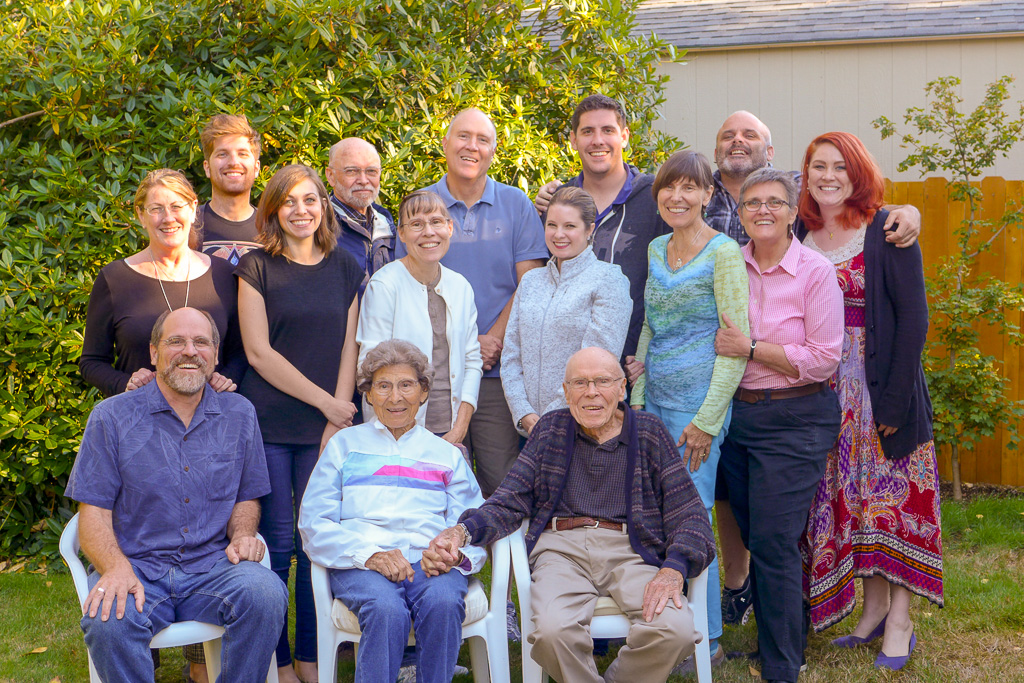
[356,339,434,396]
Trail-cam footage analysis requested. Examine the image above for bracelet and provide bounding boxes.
[749,339,757,360]
[456,522,471,547]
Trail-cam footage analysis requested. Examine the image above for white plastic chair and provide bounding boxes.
[60,512,279,683]
[509,521,713,683]
[310,535,512,683]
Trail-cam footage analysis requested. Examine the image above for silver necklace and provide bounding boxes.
[151,250,191,312]
[669,225,705,269]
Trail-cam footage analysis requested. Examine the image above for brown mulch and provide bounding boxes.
[940,479,1024,502]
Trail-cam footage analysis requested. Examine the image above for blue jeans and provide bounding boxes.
[261,442,319,666]
[720,388,841,683]
[330,561,468,683]
[81,555,286,682]
[646,399,728,643]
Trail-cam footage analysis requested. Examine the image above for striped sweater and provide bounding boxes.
[459,405,715,579]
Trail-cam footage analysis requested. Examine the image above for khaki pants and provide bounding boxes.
[528,527,697,683]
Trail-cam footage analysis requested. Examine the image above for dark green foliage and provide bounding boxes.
[0,0,681,557]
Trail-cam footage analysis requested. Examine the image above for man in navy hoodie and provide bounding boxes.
[535,95,670,381]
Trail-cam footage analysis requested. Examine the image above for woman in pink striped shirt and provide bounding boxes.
[714,167,844,683]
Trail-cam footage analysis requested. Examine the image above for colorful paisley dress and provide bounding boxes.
[801,226,944,631]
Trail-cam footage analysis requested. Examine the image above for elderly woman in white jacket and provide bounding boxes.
[357,190,482,443]
[501,185,632,435]
[299,340,486,683]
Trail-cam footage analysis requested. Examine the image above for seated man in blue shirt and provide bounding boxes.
[66,306,286,682]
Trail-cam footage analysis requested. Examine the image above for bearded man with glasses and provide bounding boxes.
[67,307,286,682]
[426,347,716,682]
[325,137,396,300]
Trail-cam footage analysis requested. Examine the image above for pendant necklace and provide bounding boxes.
[670,225,704,269]
[151,250,191,312]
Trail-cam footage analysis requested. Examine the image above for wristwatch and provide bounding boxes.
[456,522,471,547]
[749,339,757,360]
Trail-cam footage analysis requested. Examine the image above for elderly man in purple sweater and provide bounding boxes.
[427,346,715,683]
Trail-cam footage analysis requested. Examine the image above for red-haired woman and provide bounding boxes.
[235,164,363,683]
[798,132,942,671]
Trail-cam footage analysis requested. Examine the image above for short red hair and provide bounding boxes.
[798,131,884,232]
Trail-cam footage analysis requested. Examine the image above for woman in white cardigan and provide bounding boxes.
[501,185,632,435]
[357,191,482,444]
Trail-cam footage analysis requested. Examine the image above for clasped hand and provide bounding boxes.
[421,526,466,577]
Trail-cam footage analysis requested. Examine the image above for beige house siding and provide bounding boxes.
[654,37,1024,181]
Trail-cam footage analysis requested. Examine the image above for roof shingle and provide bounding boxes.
[633,0,1024,49]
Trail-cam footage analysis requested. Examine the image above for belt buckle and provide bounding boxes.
[584,518,601,529]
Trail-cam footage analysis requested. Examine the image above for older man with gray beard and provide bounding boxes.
[67,307,285,682]
[326,137,396,299]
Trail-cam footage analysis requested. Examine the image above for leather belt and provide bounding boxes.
[545,516,624,532]
[734,381,825,404]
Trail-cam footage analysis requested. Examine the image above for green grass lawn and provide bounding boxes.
[2,496,1022,682]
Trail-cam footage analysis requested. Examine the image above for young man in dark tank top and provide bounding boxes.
[196,114,263,265]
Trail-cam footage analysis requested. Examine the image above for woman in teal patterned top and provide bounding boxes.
[631,150,749,665]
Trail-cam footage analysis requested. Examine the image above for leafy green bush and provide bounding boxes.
[0,0,680,558]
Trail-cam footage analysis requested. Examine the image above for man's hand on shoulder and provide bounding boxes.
[534,180,562,215]
[883,204,922,248]
[641,567,685,623]
[84,559,145,621]
[225,533,265,565]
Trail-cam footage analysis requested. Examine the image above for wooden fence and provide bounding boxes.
[884,177,1024,488]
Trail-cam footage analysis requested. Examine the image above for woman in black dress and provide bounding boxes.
[235,164,363,683]
[80,169,244,397]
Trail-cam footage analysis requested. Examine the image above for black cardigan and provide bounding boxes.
[801,210,933,459]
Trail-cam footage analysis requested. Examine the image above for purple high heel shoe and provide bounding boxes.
[830,615,887,648]
[875,631,917,671]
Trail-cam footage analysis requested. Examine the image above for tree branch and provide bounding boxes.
[0,110,45,129]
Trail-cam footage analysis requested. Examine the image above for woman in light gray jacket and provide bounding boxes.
[501,185,632,435]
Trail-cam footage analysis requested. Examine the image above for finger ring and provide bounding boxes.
[96,587,105,593]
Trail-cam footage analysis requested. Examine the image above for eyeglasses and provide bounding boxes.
[144,203,190,217]
[161,336,214,351]
[334,166,381,180]
[564,376,624,391]
[371,379,421,396]
[741,199,790,212]
[401,217,450,233]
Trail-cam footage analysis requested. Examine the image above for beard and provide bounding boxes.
[160,354,211,396]
[716,144,770,179]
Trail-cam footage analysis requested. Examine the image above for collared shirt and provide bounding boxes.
[298,420,487,574]
[330,194,396,299]
[552,419,629,523]
[740,236,844,390]
[398,175,548,377]
[65,382,271,581]
[705,169,804,247]
[566,163,637,224]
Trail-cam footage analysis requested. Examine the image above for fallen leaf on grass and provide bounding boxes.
[49,677,62,683]
[976,514,984,519]
[923,611,933,617]
[964,527,973,533]
[749,665,761,678]
[46,581,52,587]
[982,578,990,584]
[28,646,47,654]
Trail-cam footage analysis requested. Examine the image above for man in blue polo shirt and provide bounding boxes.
[396,108,547,498]
[67,307,286,681]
